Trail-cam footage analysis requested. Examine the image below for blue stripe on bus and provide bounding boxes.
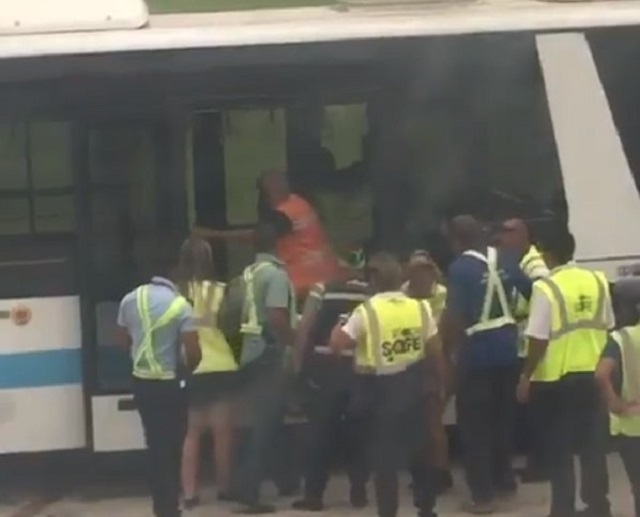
[0,349,82,389]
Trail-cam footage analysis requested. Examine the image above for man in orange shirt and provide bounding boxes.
[195,170,338,301]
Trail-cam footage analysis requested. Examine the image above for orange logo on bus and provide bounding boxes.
[11,305,32,326]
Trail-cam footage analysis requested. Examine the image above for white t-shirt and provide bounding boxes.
[342,291,438,343]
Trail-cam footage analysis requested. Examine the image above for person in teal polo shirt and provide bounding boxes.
[116,242,201,517]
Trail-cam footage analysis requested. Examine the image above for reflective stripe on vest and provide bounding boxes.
[463,247,515,335]
[537,272,607,340]
[133,285,186,380]
[611,326,640,437]
[521,246,548,279]
[531,267,609,382]
[190,281,237,374]
[355,296,429,376]
[240,262,273,336]
[240,262,297,336]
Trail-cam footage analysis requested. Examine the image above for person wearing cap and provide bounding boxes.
[518,230,613,517]
[442,215,532,514]
[291,247,370,512]
[330,252,442,517]
[497,218,550,483]
[596,277,640,517]
[194,170,338,301]
[403,250,452,494]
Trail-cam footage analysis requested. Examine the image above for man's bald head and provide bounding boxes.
[259,169,290,205]
[447,215,484,254]
[498,218,530,253]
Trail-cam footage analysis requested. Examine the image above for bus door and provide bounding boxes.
[78,116,187,452]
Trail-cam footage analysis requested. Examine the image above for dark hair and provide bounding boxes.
[178,237,214,283]
[539,229,575,264]
[448,214,485,248]
[253,223,279,252]
[367,252,403,292]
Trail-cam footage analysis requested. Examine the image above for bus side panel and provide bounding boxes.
[0,296,85,453]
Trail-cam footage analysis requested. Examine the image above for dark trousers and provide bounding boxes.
[536,374,610,516]
[619,436,640,517]
[369,401,437,517]
[302,358,369,500]
[456,364,519,503]
[133,378,187,517]
[516,359,550,477]
[235,358,289,505]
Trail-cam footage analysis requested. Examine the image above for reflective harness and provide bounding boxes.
[133,285,187,380]
[463,247,515,335]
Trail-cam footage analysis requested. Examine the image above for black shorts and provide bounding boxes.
[187,371,239,409]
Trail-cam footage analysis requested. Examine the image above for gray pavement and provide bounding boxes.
[0,455,635,517]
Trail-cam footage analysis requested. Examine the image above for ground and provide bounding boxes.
[0,456,634,517]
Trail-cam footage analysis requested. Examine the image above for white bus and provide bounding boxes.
[1,0,640,454]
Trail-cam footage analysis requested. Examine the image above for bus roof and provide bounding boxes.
[1,0,640,60]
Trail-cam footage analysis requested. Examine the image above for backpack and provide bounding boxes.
[217,262,276,364]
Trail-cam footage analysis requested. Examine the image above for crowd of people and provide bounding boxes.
[115,170,640,517]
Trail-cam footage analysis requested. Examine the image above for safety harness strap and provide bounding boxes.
[133,286,186,380]
[463,247,515,335]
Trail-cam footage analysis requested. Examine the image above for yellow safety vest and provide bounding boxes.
[463,247,516,335]
[531,265,610,382]
[354,294,431,375]
[516,245,549,358]
[428,284,447,322]
[610,325,640,437]
[189,281,237,374]
[133,285,188,380]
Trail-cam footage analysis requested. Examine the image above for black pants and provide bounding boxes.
[456,364,519,503]
[619,436,640,517]
[133,378,187,517]
[302,357,369,501]
[368,401,437,517]
[536,374,610,516]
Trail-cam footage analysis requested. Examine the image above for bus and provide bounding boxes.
[2,0,640,454]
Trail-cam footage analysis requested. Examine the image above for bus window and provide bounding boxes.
[31,122,74,233]
[376,33,566,255]
[321,104,367,170]
[223,109,286,278]
[87,123,160,392]
[0,124,29,235]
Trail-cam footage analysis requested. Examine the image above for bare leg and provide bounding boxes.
[181,414,202,500]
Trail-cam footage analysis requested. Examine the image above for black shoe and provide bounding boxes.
[292,498,324,512]
[350,486,368,508]
[234,502,277,514]
[219,491,237,502]
[183,496,200,509]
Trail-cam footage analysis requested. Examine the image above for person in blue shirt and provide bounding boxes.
[441,215,532,514]
[116,241,201,517]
